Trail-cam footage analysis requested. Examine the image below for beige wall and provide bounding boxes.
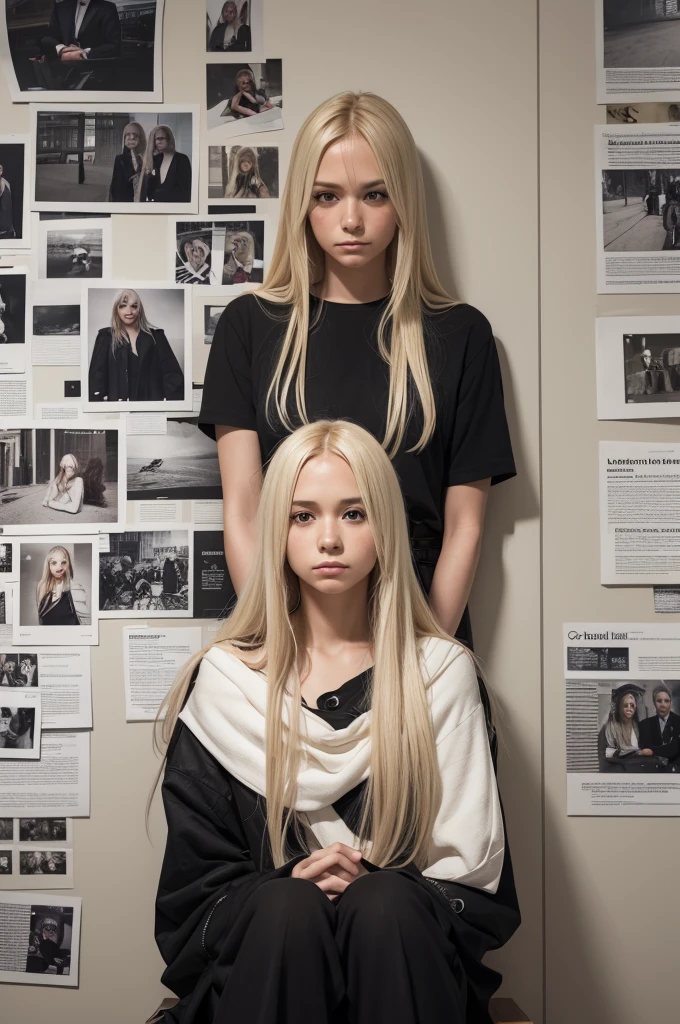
[1,2,543,1021]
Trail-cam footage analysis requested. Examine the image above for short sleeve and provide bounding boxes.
[198,298,257,440]
[447,318,516,488]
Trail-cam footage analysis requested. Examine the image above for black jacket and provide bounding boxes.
[208,21,251,51]
[47,0,121,60]
[155,718,521,1024]
[639,711,680,763]
[109,150,142,203]
[142,152,192,204]
[88,328,184,403]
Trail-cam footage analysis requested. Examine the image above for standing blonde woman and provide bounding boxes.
[198,91,515,752]
[141,125,192,204]
[153,420,519,1024]
[109,121,147,203]
[36,545,90,627]
[41,453,84,514]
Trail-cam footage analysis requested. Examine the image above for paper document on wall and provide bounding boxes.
[564,623,680,816]
[0,893,81,986]
[0,731,89,818]
[123,625,202,721]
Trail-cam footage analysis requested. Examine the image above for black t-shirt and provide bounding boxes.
[198,292,515,550]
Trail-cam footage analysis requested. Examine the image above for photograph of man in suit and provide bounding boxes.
[29,0,121,89]
[639,684,680,771]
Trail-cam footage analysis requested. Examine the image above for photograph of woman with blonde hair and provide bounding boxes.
[207,0,251,52]
[141,125,192,205]
[224,145,271,198]
[222,227,262,284]
[198,91,516,760]
[153,419,519,1024]
[88,288,185,405]
[36,546,90,627]
[41,454,83,515]
[109,122,147,204]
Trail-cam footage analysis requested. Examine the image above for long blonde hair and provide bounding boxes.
[252,91,460,458]
[36,545,73,613]
[154,420,472,871]
[110,289,156,353]
[53,453,79,494]
[141,124,176,182]
[225,145,262,198]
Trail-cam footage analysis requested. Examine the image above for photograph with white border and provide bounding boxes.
[0,894,81,985]
[0,846,74,890]
[14,537,99,646]
[205,143,279,205]
[206,0,264,58]
[596,314,680,418]
[0,688,41,760]
[0,265,28,374]
[82,281,192,413]
[18,817,72,843]
[170,216,269,293]
[100,527,192,617]
[0,422,125,533]
[597,1,680,103]
[30,104,199,213]
[37,216,112,280]
[206,60,283,137]
[0,134,30,249]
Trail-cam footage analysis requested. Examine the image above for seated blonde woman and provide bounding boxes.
[42,454,84,515]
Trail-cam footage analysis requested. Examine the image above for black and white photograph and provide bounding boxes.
[204,304,225,343]
[19,818,68,842]
[0,135,30,249]
[82,282,192,413]
[1,653,38,687]
[0,267,28,375]
[0,818,12,841]
[601,169,680,252]
[0,849,11,874]
[99,528,192,617]
[32,305,80,337]
[193,529,234,618]
[0,0,164,102]
[31,106,199,213]
[127,418,221,501]
[0,688,41,759]
[38,218,112,280]
[0,896,81,984]
[206,144,278,203]
[206,60,283,136]
[607,102,680,124]
[172,217,267,290]
[598,1,680,102]
[16,537,98,647]
[206,0,263,57]
[0,543,13,578]
[0,424,125,532]
[20,850,67,875]
[596,314,680,419]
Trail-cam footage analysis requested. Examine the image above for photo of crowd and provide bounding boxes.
[19,818,67,842]
[20,850,67,876]
[99,529,190,614]
[0,653,38,687]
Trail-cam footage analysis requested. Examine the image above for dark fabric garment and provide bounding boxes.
[0,186,14,238]
[128,347,141,401]
[88,328,184,403]
[38,590,79,626]
[638,711,680,764]
[109,150,141,203]
[163,559,182,594]
[142,152,192,204]
[155,673,521,1024]
[44,0,122,60]
[230,89,262,116]
[208,21,251,51]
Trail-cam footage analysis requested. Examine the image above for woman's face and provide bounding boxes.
[124,128,140,150]
[225,233,250,261]
[308,136,398,275]
[48,552,69,582]
[621,694,636,719]
[154,130,169,153]
[237,73,252,91]
[185,241,207,271]
[118,295,140,327]
[239,157,253,173]
[223,2,237,21]
[286,454,377,599]
[60,459,75,480]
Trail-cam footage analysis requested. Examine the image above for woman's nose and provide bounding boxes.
[341,198,362,231]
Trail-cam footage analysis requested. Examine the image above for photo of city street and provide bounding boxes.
[602,169,680,251]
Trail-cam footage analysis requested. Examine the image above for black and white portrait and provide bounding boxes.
[602,169,680,252]
[0,544,12,576]
[206,0,263,56]
[0,425,124,531]
[0,706,36,751]
[0,653,38,687]
[207,144,278,202]
[0,850,11,873]
[206,60,283,136]
[26,904,74,976]
[20,818,68,842]
[0,136,29,247]
[1,0,164,102]
[127,419,221,501]
[17,538,98,646]
[0,269,27,375]
[173,218,266,289]
[32,106,198,212]
[83,283,191,412]
[99,529,191,616]
[0,818,13,841]
[33,305,80,336]
[40,223,110,279]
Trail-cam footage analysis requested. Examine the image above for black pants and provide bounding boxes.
[212,870,467,1023]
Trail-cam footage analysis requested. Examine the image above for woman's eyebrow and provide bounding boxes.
[291,497,364,509]
[312,179,386,190]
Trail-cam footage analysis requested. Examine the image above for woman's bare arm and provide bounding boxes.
[428,480,491,637]
[216,425,263,595]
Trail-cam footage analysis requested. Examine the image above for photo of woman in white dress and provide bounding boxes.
[41,455,84,516]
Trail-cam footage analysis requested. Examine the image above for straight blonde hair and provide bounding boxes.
[252,91,460,457]
[154,421,473,871]
[36,545,73,615]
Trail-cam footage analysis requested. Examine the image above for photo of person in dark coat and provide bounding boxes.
[0,166,15,239]
[162,553,182,594]
[88,289,185,404]
[109,122,147,203]
[208,1,252,52]
[140,126,192,205]
[28,0,122,90]
[638,684,680,770]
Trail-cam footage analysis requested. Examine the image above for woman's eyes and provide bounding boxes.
[290,509,366,524]
[312,191,389,204]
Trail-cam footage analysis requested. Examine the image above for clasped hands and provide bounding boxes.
[291,841,369,902]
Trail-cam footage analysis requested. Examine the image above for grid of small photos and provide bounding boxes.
[0,0,278,988]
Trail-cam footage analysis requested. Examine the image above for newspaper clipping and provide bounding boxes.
[0,731,89,818]
[597,2,680,103]
[565,622,680,815]
[596,314,680,418]
[123,625,202,721]
[0,893,81,986]
[599,441,680,584]
[596,122,680,292]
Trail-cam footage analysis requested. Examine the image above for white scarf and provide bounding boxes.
[180,635,504,893]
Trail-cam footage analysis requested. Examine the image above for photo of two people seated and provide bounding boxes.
[599,681,680,772]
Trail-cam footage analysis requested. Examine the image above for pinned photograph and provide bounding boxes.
[0,0,164,103]
[15,537,98,646]
[19,818,69,842]
[0,895,81,985]
[127,418,221,501]
[0,543,14,581]
[0,423,125,532]
[598,1,680,102]
[206,0,263,57]
[0,819,12,840]
[204,304,225,344]
[99,528,192,617]
[171,217,267,291]
[206,59,282,136]
[30,105,199,213]
[38,217,112,280]
[596,314,680,419]
[0,687,41,760]
[0,653,38,687]
[601,168,680,252]
[0,135,30,249]
[0,267,28,375]
[82,282,192,413]
[33,305,80,337]
[206,144,278,205]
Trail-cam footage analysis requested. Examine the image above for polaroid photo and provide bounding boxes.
[206,0,264,59]
[81,281,192,413]
[1,0,164,102]
[206,60,283,137]
[170,216,269,294]
[0,422,126,534]
[99,526,193,617]
[0,265,28,374]
[14,537,99,646]
[0,688,41,761]
[0,894,81,985]
[204,143,279,208]
[30,104,199,213]
[0,135,31,249]
[37,216,112,280]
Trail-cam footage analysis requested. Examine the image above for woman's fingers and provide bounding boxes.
[314,874,351,894]
[296,851,359,881]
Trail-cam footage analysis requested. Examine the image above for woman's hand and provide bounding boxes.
[639,748,654,756]
[291,842,368,901]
